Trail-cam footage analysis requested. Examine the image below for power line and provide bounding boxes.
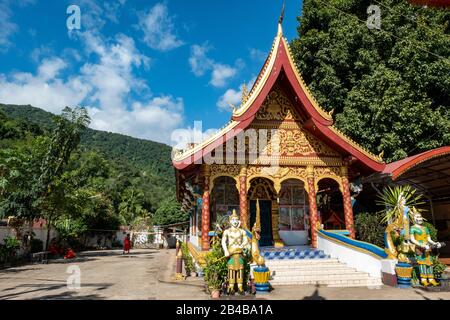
[314,0,450,64]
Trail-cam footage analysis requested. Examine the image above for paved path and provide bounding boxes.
[1,249,449,300]
[0,249,208,300]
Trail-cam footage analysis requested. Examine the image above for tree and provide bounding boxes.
[291,0,450,162]
[354,212,386,247]
[0,107,90,250]
[153,196,188,226]
[38,107,90,249]
[118,188,150,227]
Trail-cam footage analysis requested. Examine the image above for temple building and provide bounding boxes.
[173,23,450,253]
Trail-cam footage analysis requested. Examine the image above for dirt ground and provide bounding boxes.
[0,248,449,300]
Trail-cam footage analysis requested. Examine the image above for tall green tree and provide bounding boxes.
[153,196,188,226]
[0,107,90,249]
[291,0,450,161]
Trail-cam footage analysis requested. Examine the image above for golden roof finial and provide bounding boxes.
[277,0,286,35]
[241,83,249,104]
[279,0,286,26]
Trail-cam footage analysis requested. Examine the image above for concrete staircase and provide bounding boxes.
[261,247,382,288]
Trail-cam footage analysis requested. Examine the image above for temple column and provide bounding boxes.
[239,166,248,228]
[307,166,319,248]
[201,166,211,251]
[341,166,356,239]
[272,180,284,247]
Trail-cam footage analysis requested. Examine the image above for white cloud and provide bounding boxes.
[210,64,237,88]
[38,58,67,81]
[89,95,184,142]
[0,1,40,51]
[189,43,240,88]
[216,77,256,112]
[249,48,266,62]
[0,72,90,114]
[0,31,184,144]
[74,0,126,31]
[138,3,184,51]
[189,44,213,76]
[0,1,18,51]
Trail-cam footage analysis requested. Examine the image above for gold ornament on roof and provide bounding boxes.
[241,83,249,105]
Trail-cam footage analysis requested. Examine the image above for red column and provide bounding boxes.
[307,166,319,248]
[342,175,356,239]
[201,172,211,251]
[239,167,248,229]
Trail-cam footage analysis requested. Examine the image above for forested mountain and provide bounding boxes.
[0,104,174,187]
[1,105,185,248]
[291,0,450,162]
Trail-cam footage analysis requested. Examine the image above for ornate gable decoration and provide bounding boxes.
[255,84,303,121]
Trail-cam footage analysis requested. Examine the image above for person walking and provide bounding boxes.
[123,234,131,254]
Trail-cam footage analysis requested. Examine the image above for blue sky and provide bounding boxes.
[0,0,303,145]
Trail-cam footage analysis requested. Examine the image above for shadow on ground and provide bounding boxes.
[0,282,113,300]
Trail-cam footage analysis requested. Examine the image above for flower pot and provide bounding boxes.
[395,262,413,288]
[210,289,220,299]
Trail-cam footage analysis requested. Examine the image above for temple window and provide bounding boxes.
[211,176,239,226]
[279,179,309,231]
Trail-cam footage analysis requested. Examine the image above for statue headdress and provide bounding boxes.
[229,209,239,221]
[412,207,423,219]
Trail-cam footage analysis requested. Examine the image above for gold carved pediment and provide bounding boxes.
[255,84,303,121]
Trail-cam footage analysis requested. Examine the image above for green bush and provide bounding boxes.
[181,242,195,274]
[432,255,447,279]
[354,212,386,247]
[203,237,228,292]
[422,222,438,242]
[0,236,21,264]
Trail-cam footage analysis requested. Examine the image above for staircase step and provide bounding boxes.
[259,247,381,288]
[271,278,382,287]
[266,263,346,270]
[265,258,339,266]
[271,272,370,282]
[271,268,362,276]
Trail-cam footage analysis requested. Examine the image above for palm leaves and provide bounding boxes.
[376,185,425,223]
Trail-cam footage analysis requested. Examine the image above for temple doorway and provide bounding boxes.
[317,178,345,230]
[248,177,276,246]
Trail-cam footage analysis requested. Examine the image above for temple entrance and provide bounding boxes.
[248,177,276,246]
[317,178,345,230]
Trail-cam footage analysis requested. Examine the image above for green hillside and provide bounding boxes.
[0,104,174,186]
[1,104,186,244]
